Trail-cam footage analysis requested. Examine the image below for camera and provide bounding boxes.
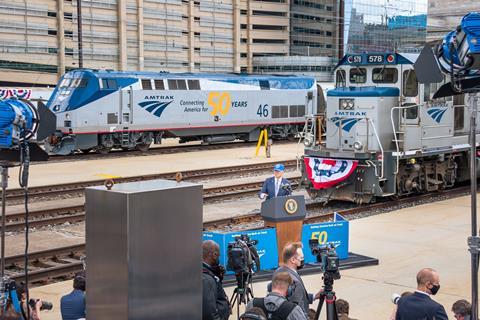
[29,299,53,311]
[309,240,341,280]
[391,293,401,305]
[227,234,260,274]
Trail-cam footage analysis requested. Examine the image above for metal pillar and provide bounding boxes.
[0,166,8,279]
[469,92,480,320]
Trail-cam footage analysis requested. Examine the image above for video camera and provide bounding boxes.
[309,240,341,281]
[227,234,260,275]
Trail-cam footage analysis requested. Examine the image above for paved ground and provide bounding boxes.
[8,141,303,188]
[31,194,474,319]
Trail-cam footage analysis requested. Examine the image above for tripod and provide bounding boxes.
[229,271,254,320]
[314,272,339,320]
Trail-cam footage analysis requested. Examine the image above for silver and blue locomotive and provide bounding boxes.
[45,70,319,155]
[301,52,479,204]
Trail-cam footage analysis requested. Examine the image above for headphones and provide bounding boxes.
[266,281,295,298]
[240,312,267,320]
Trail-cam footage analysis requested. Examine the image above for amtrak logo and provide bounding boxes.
[330,117,360,132]
[138,100,173,117]
[427,108,447,123]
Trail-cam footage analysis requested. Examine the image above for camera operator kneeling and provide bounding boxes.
[17,282,53,320]
[246,272,307,320]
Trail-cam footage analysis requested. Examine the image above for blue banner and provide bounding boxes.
[301,217,349,264]
[203,228,278,272]
[203,214,349,270]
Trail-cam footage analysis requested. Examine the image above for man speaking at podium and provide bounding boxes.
[259,164,292,200]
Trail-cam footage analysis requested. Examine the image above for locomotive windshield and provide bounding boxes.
[349,68,366,83]
[372,68,398,83]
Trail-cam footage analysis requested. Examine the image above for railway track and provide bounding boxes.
[7,185,472,286]
[6,160,299,202]
[42,140,291,164]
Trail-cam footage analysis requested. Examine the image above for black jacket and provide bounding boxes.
[202,263,230,320]
[395,291,448,320]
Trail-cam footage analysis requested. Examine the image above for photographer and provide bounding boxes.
[247,272,307,320]
[16,282,42,320]
[275,242,320,318]
[202,240,230,320]
[452,299,471,320]
[60,271,86,320]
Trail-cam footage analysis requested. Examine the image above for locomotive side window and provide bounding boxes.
[272,105,288,118]
[101,79,118,90]
[454,94,465,131]
[141,79,152,90]
[372,68,398,83]
[154,80,164,90]
[188,80,200,90]
[336,70,346,87]
[403,70,418,97]
[259,80,270,90]
[168,79,187,90]
[349,68,366,83]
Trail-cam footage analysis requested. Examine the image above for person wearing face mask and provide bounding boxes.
[274,242,321,319]
[395,267,448,320]
[202,240,231,320]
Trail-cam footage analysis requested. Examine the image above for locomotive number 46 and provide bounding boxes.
[257,104,269,117]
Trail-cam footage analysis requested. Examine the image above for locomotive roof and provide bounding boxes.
[336,53,420,68]
[63,69,314,81]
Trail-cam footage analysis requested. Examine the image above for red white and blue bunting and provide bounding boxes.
[303,157,358,189]
[0,89,32,100]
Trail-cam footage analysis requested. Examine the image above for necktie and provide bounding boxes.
[275,179,280,196]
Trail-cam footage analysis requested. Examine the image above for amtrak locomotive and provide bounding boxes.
[301,52,479,204]
[45,70,319,155]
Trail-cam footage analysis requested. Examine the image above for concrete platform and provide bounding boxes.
[31,194,475,320]
[8,142,302,188]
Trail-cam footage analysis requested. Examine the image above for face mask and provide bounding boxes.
[429,284,440,295]
[297,259,305,270]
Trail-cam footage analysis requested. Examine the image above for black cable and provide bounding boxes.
[18,132,30,320]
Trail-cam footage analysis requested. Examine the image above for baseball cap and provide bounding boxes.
[273,164,285,171]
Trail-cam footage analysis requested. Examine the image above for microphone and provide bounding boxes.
[281,183,292,192]
[391,293,401,305]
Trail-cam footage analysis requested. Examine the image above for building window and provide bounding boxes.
[48,29,57,36]
[241,10,247,15]
[64,30,74,39]
[252,39,285,44]
[47,11,57,17]
[64,12,73,20]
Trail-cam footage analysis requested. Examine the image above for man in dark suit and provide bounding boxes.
[259,164,292,200]
[396,267,448,320]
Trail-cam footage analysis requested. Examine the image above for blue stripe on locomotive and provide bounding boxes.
[48,70,315,112]
[327,86,400,97]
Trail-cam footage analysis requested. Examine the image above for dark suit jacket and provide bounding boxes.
[260,177,291,200]
[395,291,448,320]
[274,266,313,318]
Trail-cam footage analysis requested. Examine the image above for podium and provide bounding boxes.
[261,195,306,264]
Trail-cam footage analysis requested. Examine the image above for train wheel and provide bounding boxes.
[136,143,151,152]
[96,146,112,155]
[80,148,92,154]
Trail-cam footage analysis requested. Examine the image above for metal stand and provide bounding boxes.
[468,92,480,320]
[229,272,254,320]
[314,273,339,320]
[1,165,8,280]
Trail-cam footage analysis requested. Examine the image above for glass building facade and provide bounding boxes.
[344,0,428,53]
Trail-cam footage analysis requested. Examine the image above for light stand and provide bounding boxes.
[468,92,480,320]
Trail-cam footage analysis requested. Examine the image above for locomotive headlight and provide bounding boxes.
[65,113,70,120]
[347,99,355,109]
[353,141,363,151]
[339,99,355,110]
